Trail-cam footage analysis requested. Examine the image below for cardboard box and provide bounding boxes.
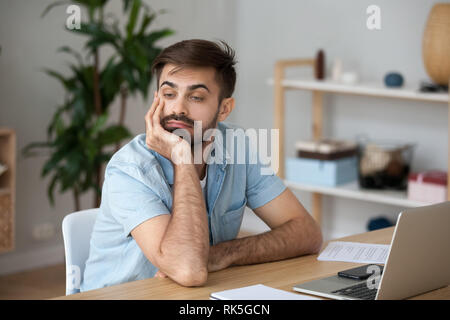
[407,171,447,204]
[286,156,358,186]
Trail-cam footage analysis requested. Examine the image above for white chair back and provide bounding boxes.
[62,208,99,295]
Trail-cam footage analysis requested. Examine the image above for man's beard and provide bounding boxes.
[160,108,220,147]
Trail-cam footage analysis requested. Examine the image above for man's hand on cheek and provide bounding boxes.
[145,92,192,165]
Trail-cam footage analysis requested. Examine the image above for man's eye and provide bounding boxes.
[190,96,203,102]
[164,93,175,98]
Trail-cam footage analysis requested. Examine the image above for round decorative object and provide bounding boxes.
[384,72,404,87]
[422,3,450,85]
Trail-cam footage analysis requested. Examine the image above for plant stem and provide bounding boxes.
[93,50,102,116]
[92,47,103,208]
[115,86,128,152]
[94,165,102,208]
[74,186,80,212]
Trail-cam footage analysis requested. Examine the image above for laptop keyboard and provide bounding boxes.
[332,282,378,300]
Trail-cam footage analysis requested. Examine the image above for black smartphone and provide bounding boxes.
[337,264,384,280]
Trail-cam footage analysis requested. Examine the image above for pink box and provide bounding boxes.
[407,170,447,204]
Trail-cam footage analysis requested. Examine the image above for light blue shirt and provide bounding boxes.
[80,122,286,292]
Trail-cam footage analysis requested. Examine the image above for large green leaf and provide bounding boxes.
[43,69,75,91]
[126,0,141,39]
[90,113,108,136]
[58,46,84,66]
[65,150,84,182]
[42,147,68,177]
[41,1,71,18]
[22,142,52,157]
[47,173,60,205]
[123,39,148,71]
[100,55,122,106]
[47,104,70,137]
[73,23,119,51]
[143,28,174,47]
[137,11,156,36]
[72,0,109,8]
[97,125,132,146]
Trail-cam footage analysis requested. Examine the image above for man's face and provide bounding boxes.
[158,64,223,144]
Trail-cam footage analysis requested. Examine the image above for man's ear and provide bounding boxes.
[217,97,235,122]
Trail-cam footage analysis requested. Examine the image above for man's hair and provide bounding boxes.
[151,39,237,102]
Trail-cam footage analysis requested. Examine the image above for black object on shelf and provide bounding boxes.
[357,141,415,191]
[297,149,357,160]
[419,81,448,93]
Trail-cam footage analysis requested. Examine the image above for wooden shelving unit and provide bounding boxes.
[272,58,450,226]
[0,128,16,253]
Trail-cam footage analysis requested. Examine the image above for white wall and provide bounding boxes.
[233,0,449,240]
[0,0,448,275]
[0,0,236,275]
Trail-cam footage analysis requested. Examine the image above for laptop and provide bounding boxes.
[293,201,450,300]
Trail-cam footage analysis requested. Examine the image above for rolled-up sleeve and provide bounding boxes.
[245,146,286,210]
[106,165,170,237]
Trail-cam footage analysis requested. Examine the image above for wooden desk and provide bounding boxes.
[53,227,450,300]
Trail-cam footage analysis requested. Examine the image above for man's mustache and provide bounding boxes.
[160,114,195,128]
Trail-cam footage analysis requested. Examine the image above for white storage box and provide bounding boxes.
[407,171,447,204]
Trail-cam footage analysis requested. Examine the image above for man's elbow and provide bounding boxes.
[173,266,208,287]
[309,221,323,254]
[294,216,323,255]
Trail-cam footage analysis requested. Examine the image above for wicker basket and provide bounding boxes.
[0,194,13,252]
[358,142,415,190]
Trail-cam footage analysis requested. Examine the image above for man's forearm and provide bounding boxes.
[159,162,209,281]
[208,217,322,271]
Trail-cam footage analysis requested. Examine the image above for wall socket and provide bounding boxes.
[32,223,56,241]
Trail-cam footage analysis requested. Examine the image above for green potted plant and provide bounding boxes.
[23,0,174,211]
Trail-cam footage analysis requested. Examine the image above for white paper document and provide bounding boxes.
[210,284,323,300]
[317,241,390,264]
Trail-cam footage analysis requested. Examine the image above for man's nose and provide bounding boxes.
[168,96,189,116]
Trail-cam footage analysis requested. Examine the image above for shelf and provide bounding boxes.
[285,180,431,208]
[0,188,11,196]
[268,77,449,103]
[0,128,15,137]
[272,58,449,226]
